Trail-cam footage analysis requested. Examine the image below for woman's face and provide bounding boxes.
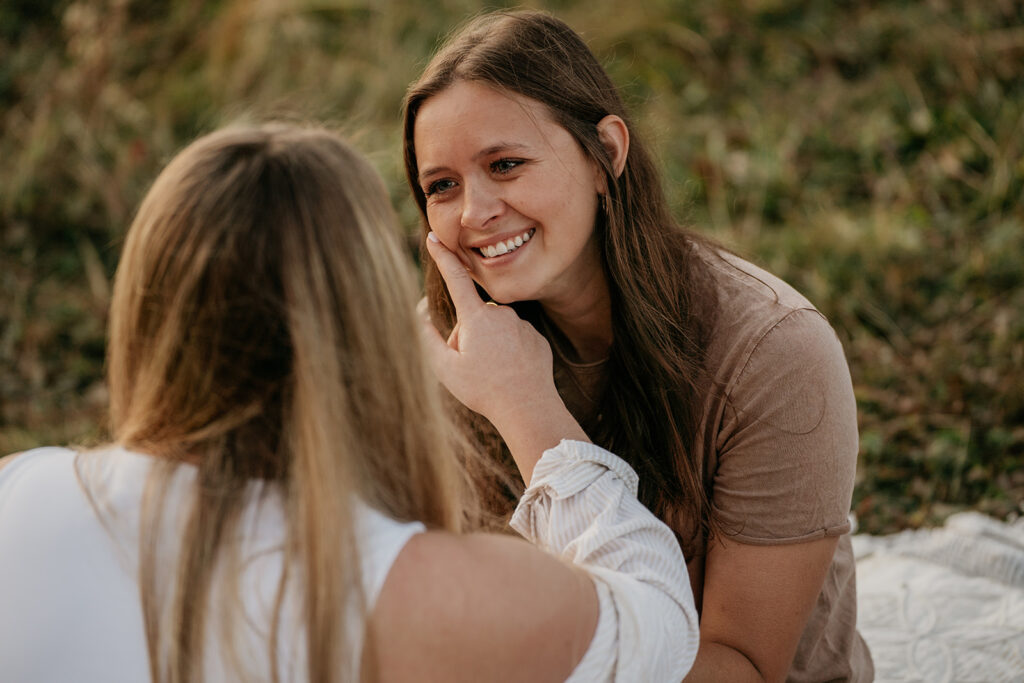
[413,80,605,306]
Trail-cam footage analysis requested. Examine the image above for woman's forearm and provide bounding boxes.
[490,400,589,486]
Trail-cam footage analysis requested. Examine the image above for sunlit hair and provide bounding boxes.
[106,124,475,682]
[403,10,721,554]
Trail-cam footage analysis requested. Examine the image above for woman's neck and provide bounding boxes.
[540,273,613,364]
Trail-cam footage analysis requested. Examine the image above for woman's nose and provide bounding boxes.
[460,181,504,230]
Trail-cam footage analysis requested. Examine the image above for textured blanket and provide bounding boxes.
[854,512,1024,682]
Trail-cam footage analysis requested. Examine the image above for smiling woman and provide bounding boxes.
[407,10,874,683]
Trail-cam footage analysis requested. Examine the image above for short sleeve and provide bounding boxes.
[355,504,426,607]
[712,308,858,544]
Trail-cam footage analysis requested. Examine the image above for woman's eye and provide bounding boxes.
[491,158,523,174]
[424,179,456,197]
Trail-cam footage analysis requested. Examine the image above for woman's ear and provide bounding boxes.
[596,115,630,184]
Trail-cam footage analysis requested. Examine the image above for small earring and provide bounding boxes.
[599,194,609,213]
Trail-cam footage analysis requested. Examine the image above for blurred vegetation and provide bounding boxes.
[0,0,1021,534]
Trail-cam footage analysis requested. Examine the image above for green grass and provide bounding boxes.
[1,0,1021,533]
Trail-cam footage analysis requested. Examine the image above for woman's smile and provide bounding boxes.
[471,228,534,261]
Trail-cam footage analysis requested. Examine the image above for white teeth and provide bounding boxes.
[478,229,534,258]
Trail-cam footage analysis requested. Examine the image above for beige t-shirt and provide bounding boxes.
[551,249,873,682]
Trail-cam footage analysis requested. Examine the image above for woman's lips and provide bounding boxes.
[472,228,535,259]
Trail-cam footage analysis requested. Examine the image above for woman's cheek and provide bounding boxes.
[430,211,462,252]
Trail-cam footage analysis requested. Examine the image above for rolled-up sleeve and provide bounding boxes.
[511,440,699,683]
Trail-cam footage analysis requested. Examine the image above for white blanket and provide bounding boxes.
[853,512,1024,682]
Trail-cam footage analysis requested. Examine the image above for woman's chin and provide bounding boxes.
[476,282,534,307]
[485,293,520,306]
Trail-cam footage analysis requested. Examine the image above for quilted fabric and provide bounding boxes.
[854,512,1024,683]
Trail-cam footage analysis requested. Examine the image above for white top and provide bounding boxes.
[0,441,697,682]
[0,446,423,682]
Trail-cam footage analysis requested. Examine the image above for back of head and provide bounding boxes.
[110,123,462,522]
[107,124,470,682]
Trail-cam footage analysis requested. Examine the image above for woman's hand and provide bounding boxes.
[418,233,554,422]
[419,233,588,483]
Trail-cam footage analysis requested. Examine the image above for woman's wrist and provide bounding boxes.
[491,401,590,485]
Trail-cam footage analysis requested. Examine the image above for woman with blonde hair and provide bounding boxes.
[0,124,697,682]
[407,9,873,682]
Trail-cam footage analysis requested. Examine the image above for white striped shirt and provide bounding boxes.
[513,440,699,681]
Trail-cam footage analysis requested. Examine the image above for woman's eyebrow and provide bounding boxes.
[473,142,530,160]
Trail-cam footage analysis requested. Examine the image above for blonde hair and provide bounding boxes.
[107,124,474,682]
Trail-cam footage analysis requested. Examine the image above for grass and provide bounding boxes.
[1,0,1021,533]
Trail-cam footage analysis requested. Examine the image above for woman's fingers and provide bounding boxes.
[447,321,461,350]
[416,297,455,374]
[425,232,484,316]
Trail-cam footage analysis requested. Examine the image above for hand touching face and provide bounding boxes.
[418,233,589,483]
[418,233,556,423]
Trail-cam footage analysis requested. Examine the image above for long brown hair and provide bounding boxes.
[403,10,721,554]
[106,124,475,682]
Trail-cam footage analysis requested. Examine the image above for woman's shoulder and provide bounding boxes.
[0,445,159,544]
[0,444,157,476]
[695,245,839,358]
[690,244,852,408]
[0,446,144,585]
[696,244,819,322]
[0,446,79,489]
